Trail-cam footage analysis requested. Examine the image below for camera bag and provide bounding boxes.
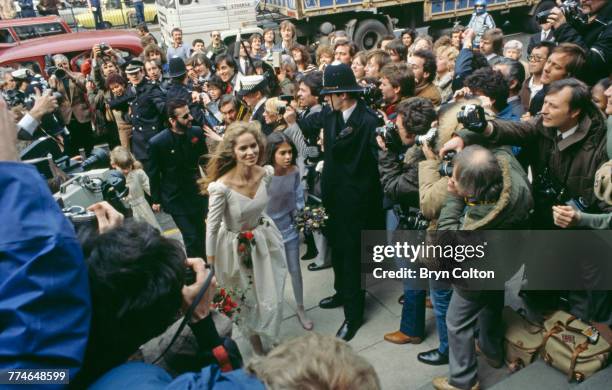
[541,310,610,382]
[503,307,544,372]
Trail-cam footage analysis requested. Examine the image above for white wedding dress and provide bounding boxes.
[206,165,287,343]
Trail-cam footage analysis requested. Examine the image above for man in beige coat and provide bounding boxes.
[49,54,93,155]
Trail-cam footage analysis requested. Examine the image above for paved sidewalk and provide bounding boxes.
[233,243,454,390]
[158,214,507,389]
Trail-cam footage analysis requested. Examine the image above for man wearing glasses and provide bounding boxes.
[149,99,209,258]
[519,41,555,111]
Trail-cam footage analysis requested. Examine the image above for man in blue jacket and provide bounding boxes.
[0,97,91,384]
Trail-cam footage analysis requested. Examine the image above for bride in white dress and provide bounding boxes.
[201,121,287,355]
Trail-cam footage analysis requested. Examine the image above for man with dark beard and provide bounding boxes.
[149,99,209,258]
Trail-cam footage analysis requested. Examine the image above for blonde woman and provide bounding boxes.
[262,97,289,133]
[201,121,287,355]
[435,45,459,103]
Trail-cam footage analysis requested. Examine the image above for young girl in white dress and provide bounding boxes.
[265,132,313,330]
[201,122,287,355]
[110,146,161,231]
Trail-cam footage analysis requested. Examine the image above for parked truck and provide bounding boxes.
[155,0,556,50]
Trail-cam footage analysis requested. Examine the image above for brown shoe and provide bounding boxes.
[475,342,504,368]
[432,377,480,390]
[426,297,433,309]
[383,330,422,344]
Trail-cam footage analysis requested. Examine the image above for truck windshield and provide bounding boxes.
[156,0,176,9]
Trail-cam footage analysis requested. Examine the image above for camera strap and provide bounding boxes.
[152,266,215,364]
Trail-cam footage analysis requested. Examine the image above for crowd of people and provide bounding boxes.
[2,0,612,389]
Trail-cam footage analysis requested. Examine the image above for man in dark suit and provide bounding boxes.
[148,99,208,258]
[285,63,385,341]
[527,21,555,54]
[237,74,274,135]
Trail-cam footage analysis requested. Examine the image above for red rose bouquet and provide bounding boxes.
[237,231,256,269]
[211,287,243,320]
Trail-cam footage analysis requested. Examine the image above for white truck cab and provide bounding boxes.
[154,0,261,48]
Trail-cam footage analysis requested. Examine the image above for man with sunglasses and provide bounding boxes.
[148,99,209,258]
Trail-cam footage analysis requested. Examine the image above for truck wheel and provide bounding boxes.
[102,21,113,30]
[524,1,555,33]
[353,19,388,51]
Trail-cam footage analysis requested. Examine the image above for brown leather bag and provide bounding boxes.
[541,311,611,382]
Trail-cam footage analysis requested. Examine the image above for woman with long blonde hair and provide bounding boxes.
[201,121,287,355]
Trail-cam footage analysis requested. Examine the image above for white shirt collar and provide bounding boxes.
[342,102,357,124]
[529,76,544,98]
[486,53,497,61]
[507,96,519,103]
[541,29,550,39]
[557,125,578,140]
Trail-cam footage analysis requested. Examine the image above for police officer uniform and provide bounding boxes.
[165,57,209,128]
[125,60,167,174]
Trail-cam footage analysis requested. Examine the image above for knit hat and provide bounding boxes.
[594,160,612,205]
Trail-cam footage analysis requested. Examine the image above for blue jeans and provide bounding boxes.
[134,2,145,24]
[400,285,452,354]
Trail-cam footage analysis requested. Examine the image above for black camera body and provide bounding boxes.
[48,66,67,80]
[375,121,403,153]
[534,167,589,212]
[535,0,586,26]
[396,206,429,230]
[362,83,384,110]
[184,267,196,286]
[277,94,294,116]
[438,150,456,177]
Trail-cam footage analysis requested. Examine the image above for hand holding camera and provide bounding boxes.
[283,104,297,125]
[182,258,216,323]
[457,104,488,133]
[29,89,60,122]
[88,201,124,234]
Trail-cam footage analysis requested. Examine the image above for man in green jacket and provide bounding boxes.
[432,145,533,390]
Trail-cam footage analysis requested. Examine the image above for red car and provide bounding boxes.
[0,30,143,77]
[0,16,72,54]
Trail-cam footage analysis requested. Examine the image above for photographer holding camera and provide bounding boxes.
[49,54,93,155]
[0,95,91,380]
[377,97,455,367]
[432,145,533,390]
[547,0,612,85]
[443,78,610,228]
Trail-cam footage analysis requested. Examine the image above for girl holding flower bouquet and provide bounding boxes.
[265,132,314,331]
[200,122,287,355]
